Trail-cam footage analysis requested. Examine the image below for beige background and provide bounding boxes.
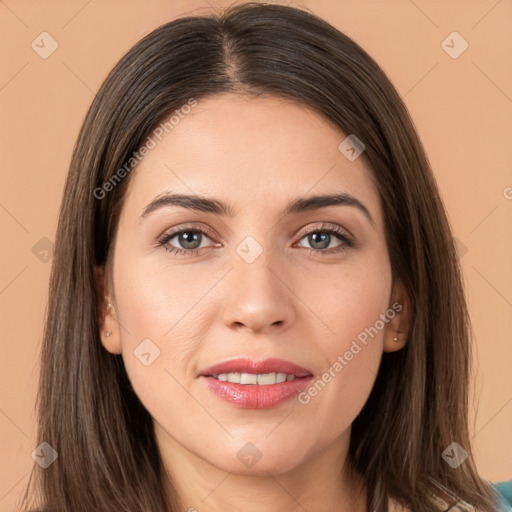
[1,0,511,509]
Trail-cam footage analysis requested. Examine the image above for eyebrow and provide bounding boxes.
[140,192,375,227]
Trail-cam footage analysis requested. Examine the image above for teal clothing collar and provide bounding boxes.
[491,480,512,511]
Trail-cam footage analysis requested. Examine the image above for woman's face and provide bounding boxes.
[99,93,408,477]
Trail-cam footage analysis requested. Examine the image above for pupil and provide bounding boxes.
[310,232,329,249]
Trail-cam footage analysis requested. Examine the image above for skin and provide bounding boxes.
[96,93,411,512]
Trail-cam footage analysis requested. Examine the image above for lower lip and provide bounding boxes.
[200,375,313,409]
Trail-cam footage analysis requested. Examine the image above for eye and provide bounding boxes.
[296,223,354,256]
[157,226,218,256]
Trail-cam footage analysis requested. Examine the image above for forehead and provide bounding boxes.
[123,93,380,220]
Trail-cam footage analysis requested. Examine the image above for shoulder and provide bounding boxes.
[491,480,512,511]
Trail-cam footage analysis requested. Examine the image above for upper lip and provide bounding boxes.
[199,358,312,378]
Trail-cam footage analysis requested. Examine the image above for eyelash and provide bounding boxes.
[156,223,355,257]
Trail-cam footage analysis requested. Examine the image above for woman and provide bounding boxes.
[20,2,512,511]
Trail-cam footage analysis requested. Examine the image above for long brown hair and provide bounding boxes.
[20,2,502,511]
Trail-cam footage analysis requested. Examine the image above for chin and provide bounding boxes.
[208,437,311,476]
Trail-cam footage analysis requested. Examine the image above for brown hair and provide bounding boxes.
[20,2,502,511]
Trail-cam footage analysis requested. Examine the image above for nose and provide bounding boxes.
[220,248,297,335]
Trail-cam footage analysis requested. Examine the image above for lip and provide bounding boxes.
[199,357,312,378]
[198,357,313,409]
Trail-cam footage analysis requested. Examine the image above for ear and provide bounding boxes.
[94,265,122,355]
[383,279,411,353]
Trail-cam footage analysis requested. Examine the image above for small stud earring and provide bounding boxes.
[107,303,112,311]
[393,336,399,342]
[105,330,112,337]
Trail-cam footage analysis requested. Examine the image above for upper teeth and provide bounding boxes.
[212,372,296,385]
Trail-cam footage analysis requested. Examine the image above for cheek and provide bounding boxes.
[300,252,392,350]
[113,250,218,345]
[111,252,219,407]
[296,255,391,418]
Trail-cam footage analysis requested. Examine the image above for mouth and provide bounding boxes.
[198,357,313,409]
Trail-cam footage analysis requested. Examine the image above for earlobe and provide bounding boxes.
[383,280,411,353]
[100,302,122,355]
[384,331,407,353]
[94,265,122,355]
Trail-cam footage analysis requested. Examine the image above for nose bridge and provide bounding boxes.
[220,234,295,333]
[235,237,276,293]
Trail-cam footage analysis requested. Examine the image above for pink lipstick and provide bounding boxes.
[198,357,313,409]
